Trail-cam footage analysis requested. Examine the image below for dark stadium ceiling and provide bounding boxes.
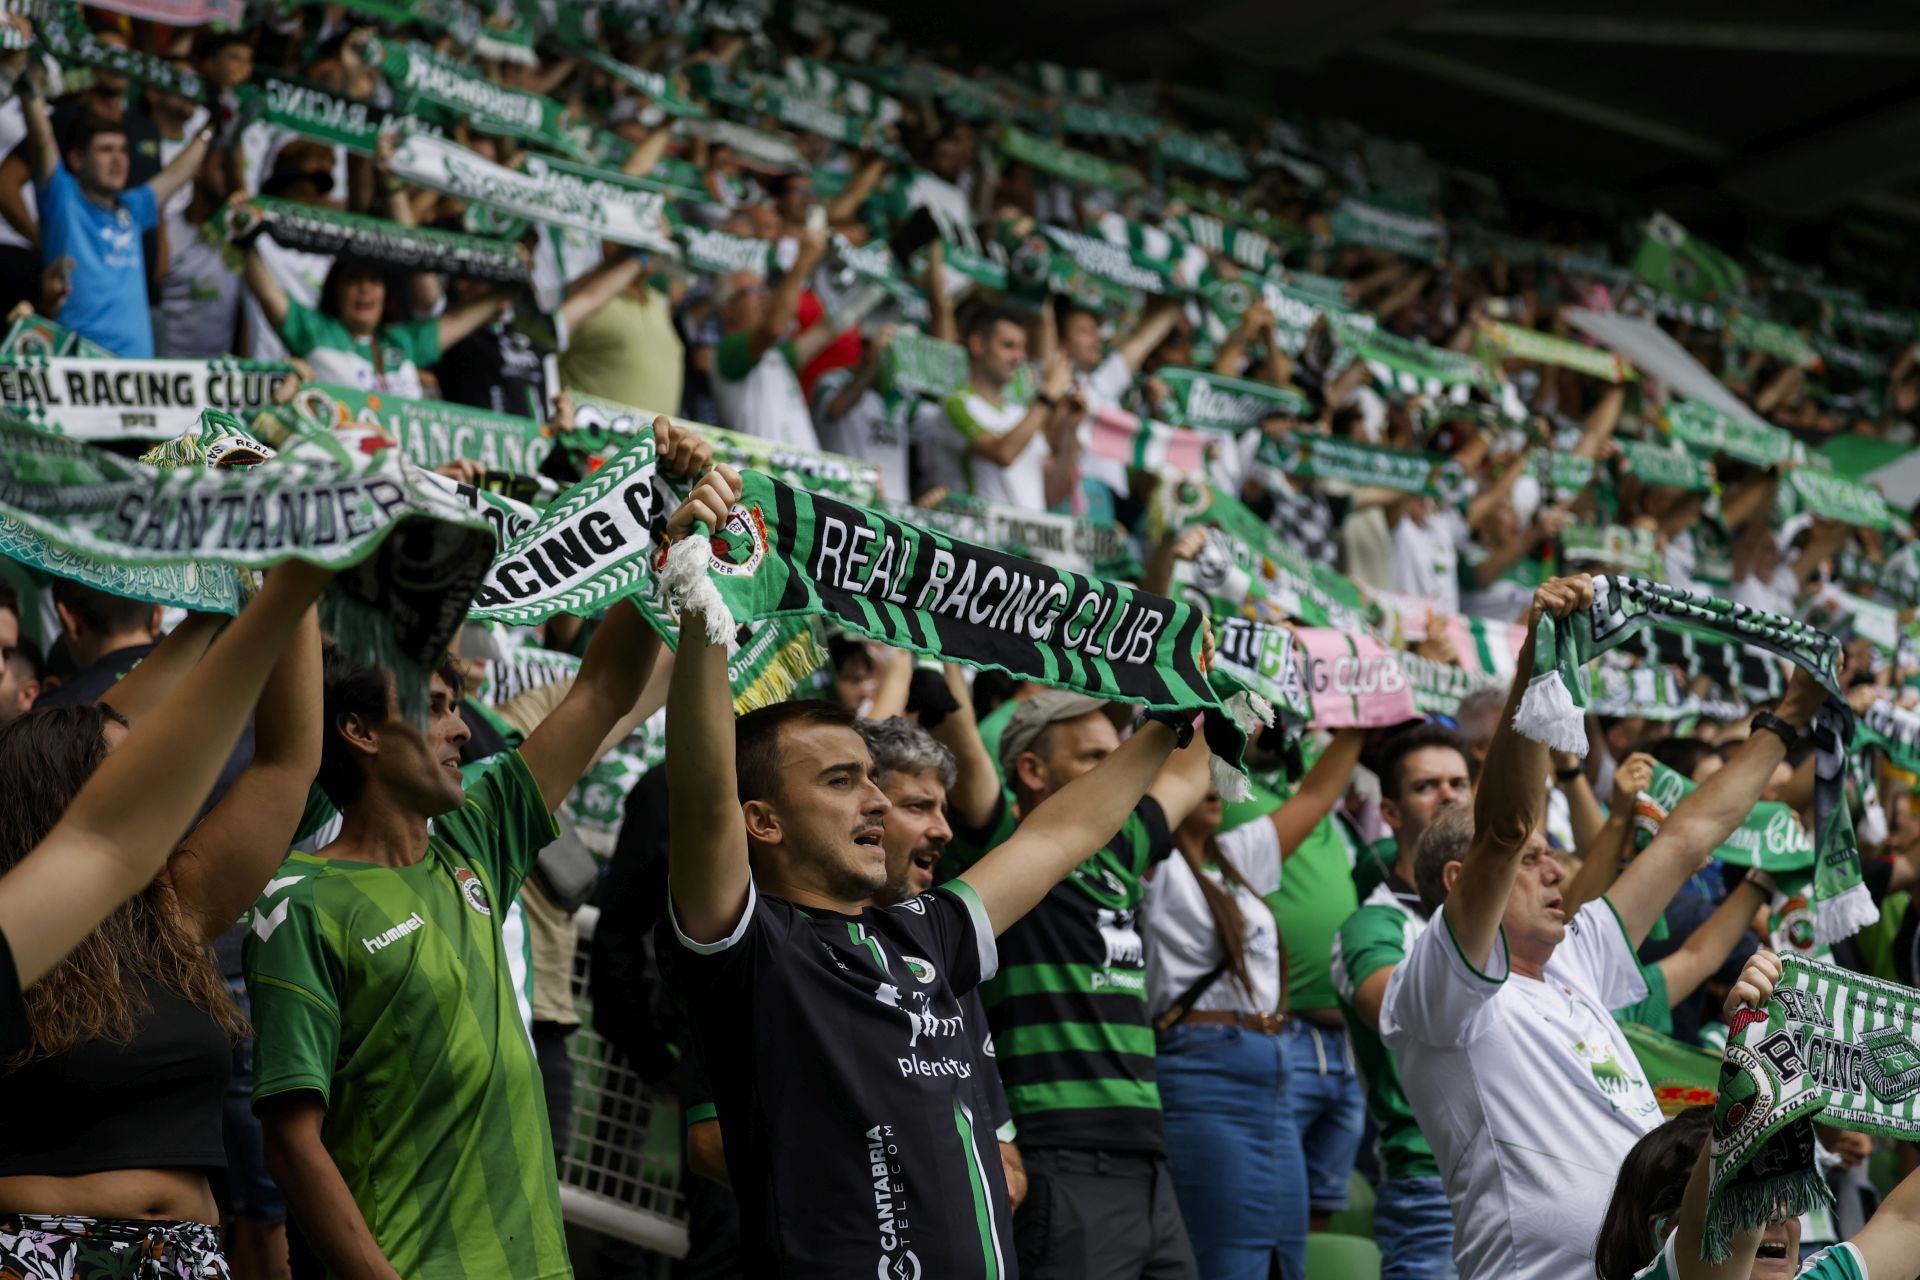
[876,0,1920,247]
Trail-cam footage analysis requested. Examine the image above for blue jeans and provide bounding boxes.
[1279,1020,1366,1213]
[1375,1176,1457,1280]
[1157,1024,1308,1280]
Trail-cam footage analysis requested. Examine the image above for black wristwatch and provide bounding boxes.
[1035,392,1059,408]
[1141,708,1196,749]
[1751,711,1804,751]
[1555,765,1585,782]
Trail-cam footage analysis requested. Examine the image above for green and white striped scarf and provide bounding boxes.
[1158,130,1249,182]
[1158,368,1311,432]
[996,124,1144,192]
[1779,467,1896,532]
[1331,319,1499,407]
[660,470,1262,796]
[1256,433,1473,504]
[1169,212,1280,274]
[1707,956,1920,1257]
[1153,477,1371,632]
[362,38,585,157]
[1834,550,1920,610]
[1213,617,1312,726]
[1515,575,1869,945]
[0,414,495,720]
[1401,651,1504,718]
[1476,320,1633,383]
[0,313,111,359]
[1326,197,1446,265]
[1726,312,1821,370]
[260,382,553,477]
[1662,399,1809,468]
[35,0,203,98]
[236,69,415,155]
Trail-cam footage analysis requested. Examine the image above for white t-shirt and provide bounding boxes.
[1381,899,1661,1280]
[713,335,818,451]
[812,370,914,501]
[945,389,1047,510]
[0,100,37,252]
[1142,818,1283,1019]
[1732,564,1800,617]
[1391,510,1464,616]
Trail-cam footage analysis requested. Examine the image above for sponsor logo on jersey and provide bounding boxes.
[455,867,492,916]
[903,955,936,984]
[864,1124,918,1276]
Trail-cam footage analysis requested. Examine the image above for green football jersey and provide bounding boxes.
[244,752,570,1280]
[1331,882,1438,1181]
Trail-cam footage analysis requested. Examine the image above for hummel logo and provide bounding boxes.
[263,875,303,897]
[361,912,427,955]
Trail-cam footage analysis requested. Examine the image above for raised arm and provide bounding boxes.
[94,611,222,724]
[747,225,828,367]
[960,718,1182,933]
[435,291,511,356]
[1444,575,1592,967]
[241,230,292,333]
[558,251,644,331]
[1654,874,1770,1009]
[1608,669,1822,946]
[1561,752,1651,916]
[519,420,716,811]
[1268,728,1364,855]
[928,664,1002,831]
[144,122,213,211]
[664,468,752,945]
[826,153,888,225]
[966,355,1066,467]
[14,39,56,186]
[0,563,331,986]
[169,604,323,944]
[1114,296,1182,373]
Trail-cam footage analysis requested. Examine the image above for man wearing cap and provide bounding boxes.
[946,690,1216,1278]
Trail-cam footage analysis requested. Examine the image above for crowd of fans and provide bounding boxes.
[10,2,1920,1279]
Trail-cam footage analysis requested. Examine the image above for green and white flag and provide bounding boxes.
[362,38,584,157]
[1257,433,1472,504]
[1780,467,1896,533]
[997,124,1144,192]
[0,414,495,715]
[0,356,294,441]
[1476,320,1633,383]
[1327,197,1446,265]
[1631,212,1747,303]
[1662,399,1807,468]
[1615,437,1713,493]
[1514,575,1866,945]
[221,196,530,286]
[883,330,968,400]
[1158,368,1310,431]
[1706,956,1920,1258]
[387,132,678,254]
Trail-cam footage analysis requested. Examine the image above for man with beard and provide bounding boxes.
[685,717,1025,1209]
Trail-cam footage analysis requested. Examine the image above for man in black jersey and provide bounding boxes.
[662,490,1212,1276]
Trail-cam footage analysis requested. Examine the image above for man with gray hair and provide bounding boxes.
[1379,575,1829,1280]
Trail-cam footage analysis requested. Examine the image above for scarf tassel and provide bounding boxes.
[1702,1165,1832,1264]
[663,530,737,646]
[1513,670,1590,756]
[732,628,830,715]
[1812,881,1879,947]
[321,585,434,729]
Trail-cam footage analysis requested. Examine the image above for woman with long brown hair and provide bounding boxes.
[1141,727,1366,1280]
[0,563,329,1280]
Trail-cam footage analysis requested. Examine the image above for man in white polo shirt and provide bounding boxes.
[1381,574,1826,1280]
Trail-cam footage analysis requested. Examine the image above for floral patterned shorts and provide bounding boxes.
[0,1213,231,1280]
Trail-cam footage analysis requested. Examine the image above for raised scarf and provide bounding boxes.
[1157,368,1311,431]
[1157,130,1249,182]
[257,382,552,476]
[1631,760,1814,872]
[895,494,1136,580]
[0,413,494,719]
[1781,466,1896,532]
[1256,433,1472,504]
[1514,575,1869,944]
[0,313,111,359]
[1835,550,1920,610]
[996,125,1144,193]
[1706,955,1920,1258]
[1475,320,1634,383]
[235,70,413,156]
[1087,406,1211,475]
[1291,628,1418,729]
[1212,618,1311,727]
[0,355,294,441]
[221,197,530,286]
[1613,438,1713,493]
[1326,197,1445,265]
[1559,524,1665,578]
[659,471,1260,795]
[883,329,969,401]
[1154,476,1370,632]
[362,38,584,158]
[387,132,679,255]
[34,0,204,99]
[1662,399,1808,468]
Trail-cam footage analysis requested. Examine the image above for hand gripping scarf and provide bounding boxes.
[1255,433,1474,505]
[1706,955,1920,1258]
[221,197,530,287]
[658,472,1262,797]
[1631,760,1814,874]
[1514,575,1869,945]
[0,414,494,720]
[459,431,824,713]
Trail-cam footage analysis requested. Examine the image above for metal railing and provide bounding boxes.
[556,904,691,1258]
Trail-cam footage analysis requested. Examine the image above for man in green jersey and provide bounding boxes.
[244,421,719,1280]
[1330,722,1474,1279]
